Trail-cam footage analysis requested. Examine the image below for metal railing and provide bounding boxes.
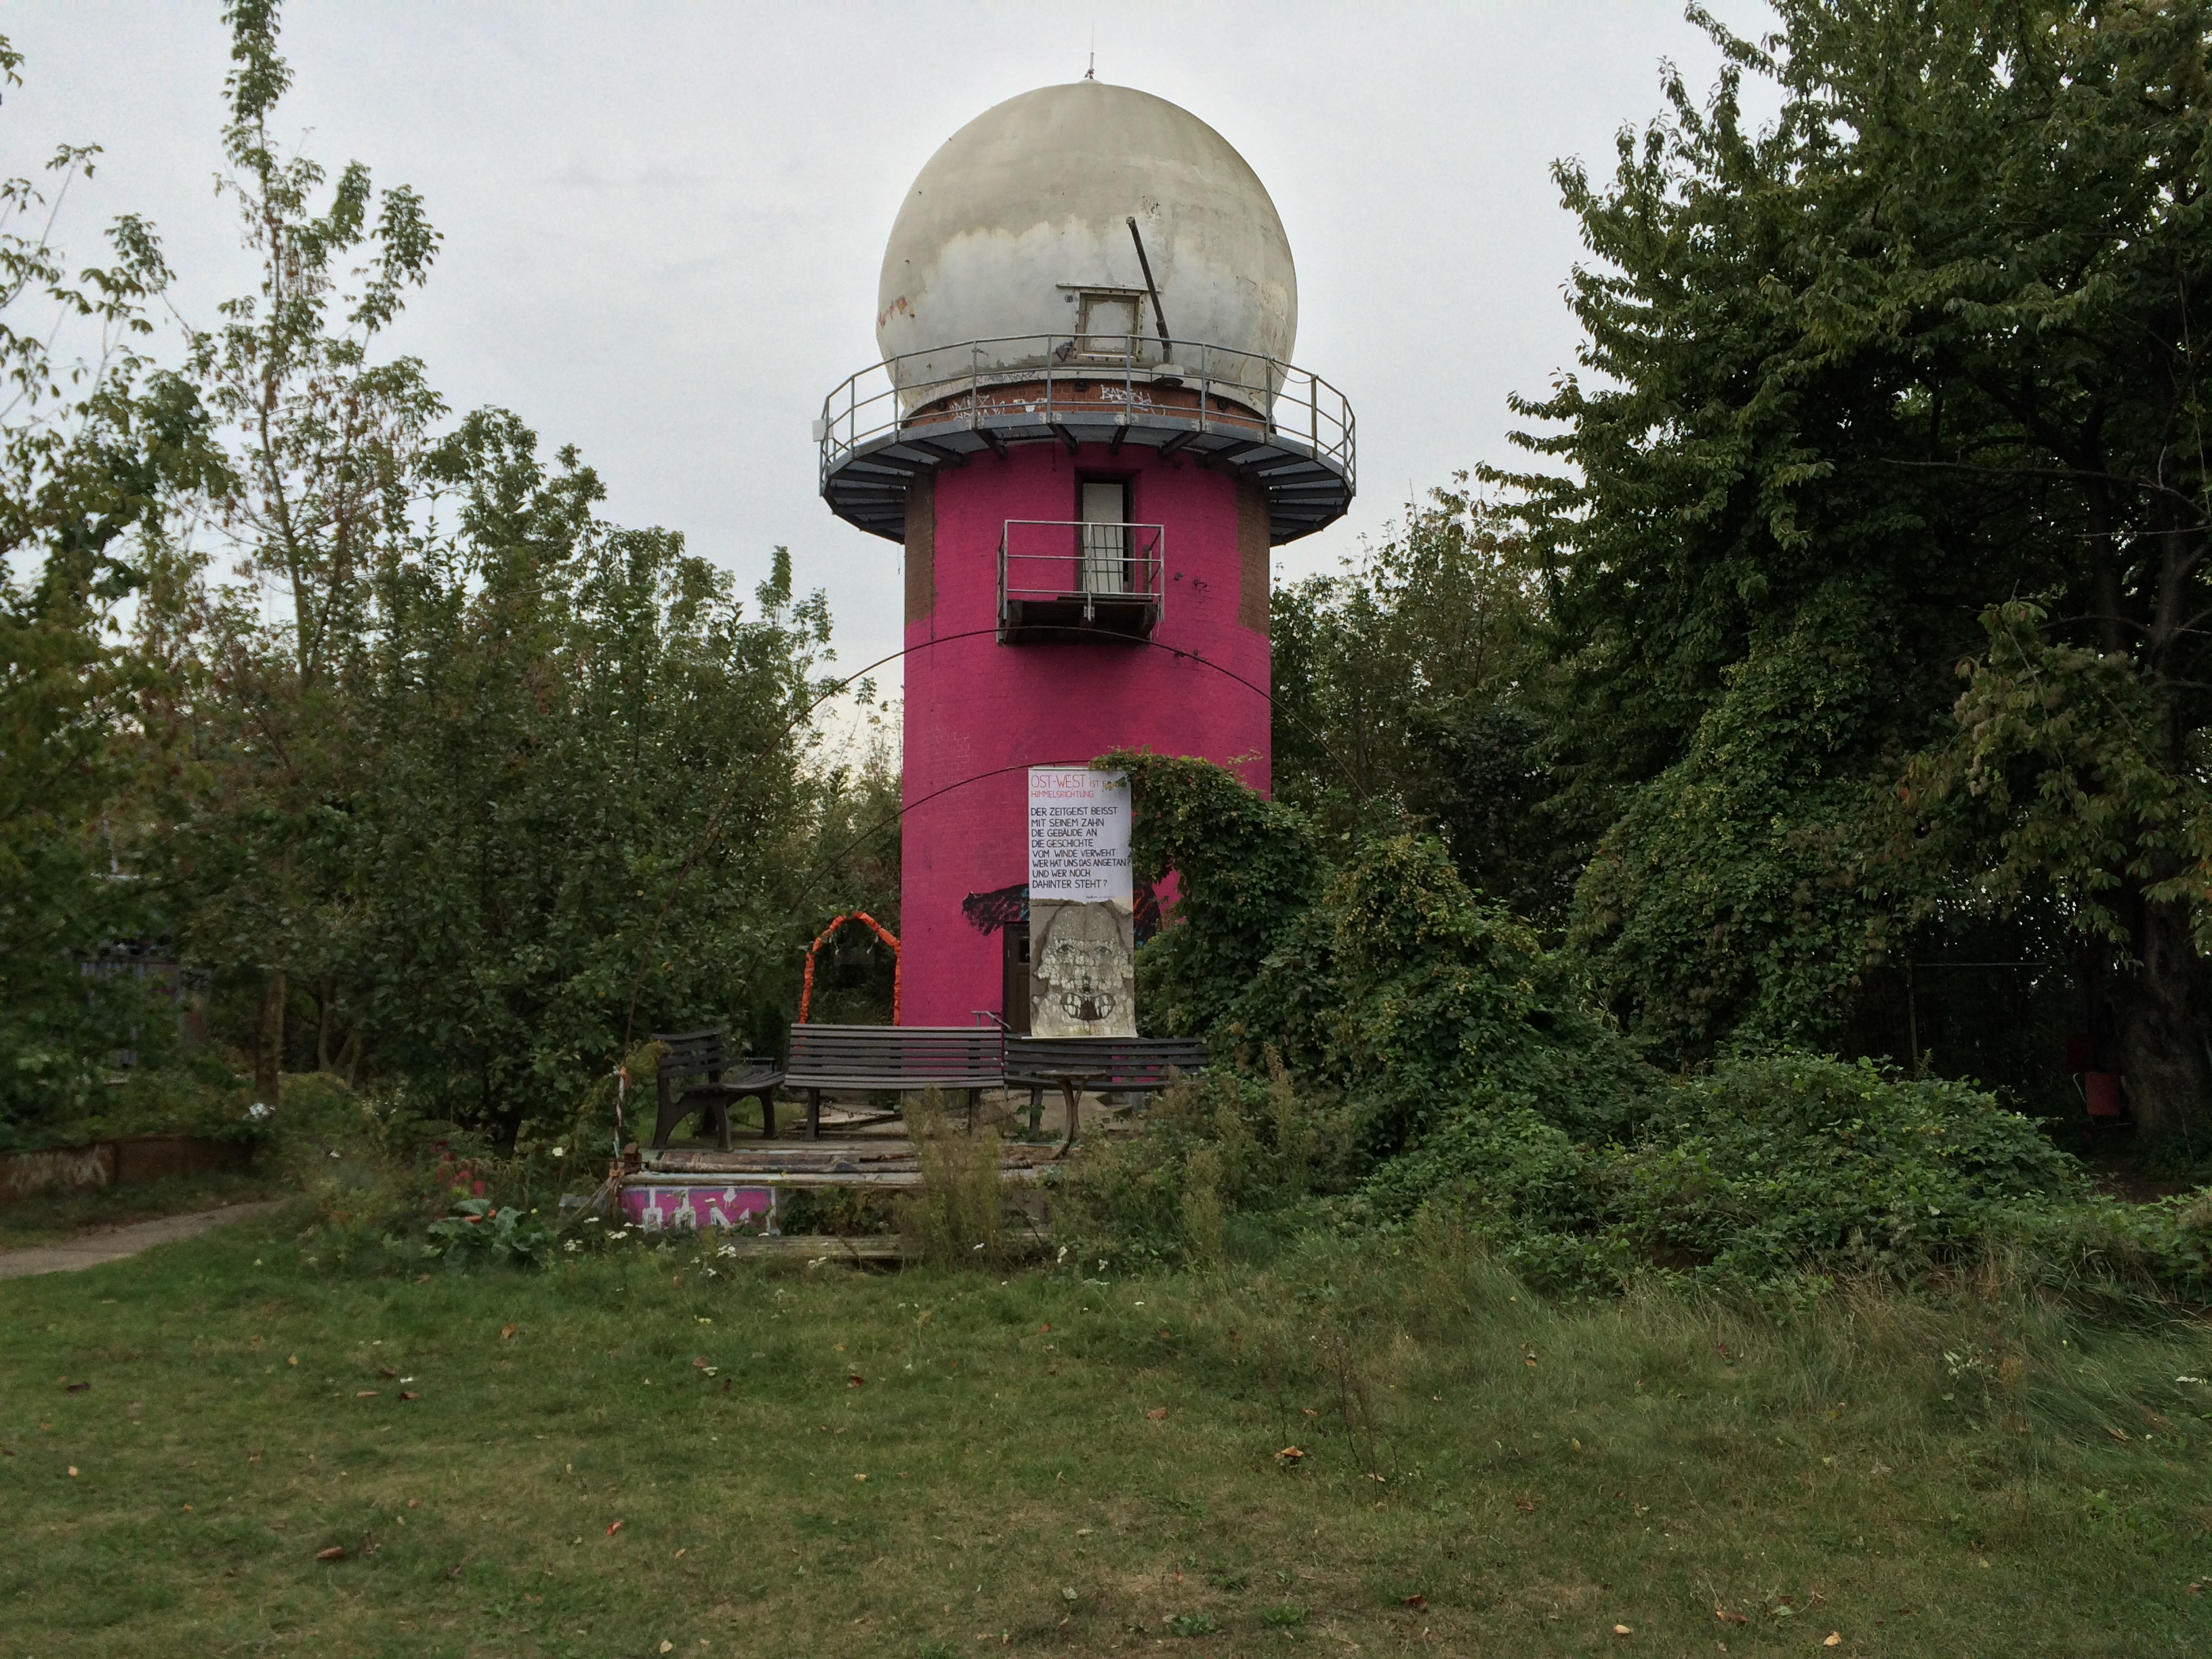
[817,334,1354,491]
[998,519,1165,642]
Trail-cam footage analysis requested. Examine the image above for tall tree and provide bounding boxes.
[1503,1,2212,1136]
[1272,483,1565,922]
[152,0,440,1107]
[0,35,221,1138]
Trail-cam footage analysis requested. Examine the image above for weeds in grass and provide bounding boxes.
[1180,1145,1225,1267]
[900,1089,1004,1266]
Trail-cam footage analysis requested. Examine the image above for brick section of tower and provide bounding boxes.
[899,438,1269,1027]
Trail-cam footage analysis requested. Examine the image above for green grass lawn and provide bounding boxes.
[3,1211,2209,1657]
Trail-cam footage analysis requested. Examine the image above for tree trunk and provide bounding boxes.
[255,970,286,1109]
[2118,893,2209,1143]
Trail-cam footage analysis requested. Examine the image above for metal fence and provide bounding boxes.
[998,519,1166,642]
[817,334,1355,491]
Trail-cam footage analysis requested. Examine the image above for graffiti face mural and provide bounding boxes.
[1028,898,1135,1038]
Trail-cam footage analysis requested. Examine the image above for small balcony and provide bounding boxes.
[998,519,1164,645]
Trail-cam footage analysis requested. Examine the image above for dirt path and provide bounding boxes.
[0,1200,288,1280]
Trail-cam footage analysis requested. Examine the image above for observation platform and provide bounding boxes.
[817,334,1355,545]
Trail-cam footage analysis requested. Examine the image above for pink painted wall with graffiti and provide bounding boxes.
[899,442,1270,1026]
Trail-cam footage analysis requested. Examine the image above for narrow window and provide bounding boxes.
[1078,480,1128,595]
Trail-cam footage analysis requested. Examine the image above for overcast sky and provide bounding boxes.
[5,1,1778,689]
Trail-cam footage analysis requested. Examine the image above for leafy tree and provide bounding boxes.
[339,413,838,1135]
[1272,484,1565,922]
[124,4,863,1137]
[144,0,441,1108]
[1500,1,2212,1137]
[0,35,222,1138]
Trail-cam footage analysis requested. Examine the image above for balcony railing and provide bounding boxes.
[817,334,1354,497]
[998,519,1164,644]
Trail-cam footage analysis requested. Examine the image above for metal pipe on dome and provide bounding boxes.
[1126,216,1172,350]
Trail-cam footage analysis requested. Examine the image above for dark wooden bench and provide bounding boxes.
[785,1023,1006,1140]
[651,1029,785,1150]
[1004,1035,1210,1144]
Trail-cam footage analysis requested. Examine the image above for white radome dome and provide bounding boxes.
[876,82,1297,392]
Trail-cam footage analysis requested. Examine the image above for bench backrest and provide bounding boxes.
[1004,1035,1209,1086]
[787,1023,1004,1084]
[653,1028,729,1085]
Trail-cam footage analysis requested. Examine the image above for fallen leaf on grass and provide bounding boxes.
[378,1367,397,1378]
[501,1324,518,1340]
[1299,1406,1319,1418]
[2105,1426,2131,1443]
[355,1390,378,1399]
[1401,1593,1427,1611]
[287,1355,297,1367]
[64,1380,89,1393]
[848,1374,865,1388]
[315,1547,344,1562]
[659,1643,674,1654]
[1824,1636,1843,1648]
[1612,1624,1632,1636]
[66,1465,79,1477]
[607,1520,624,1536]
[1146,1406,1168,1420]
[1715,1607,1748,1625]
[1274,1446,1305,1463]
[399,1391,419,1401]
[1514,1497,1537,1513]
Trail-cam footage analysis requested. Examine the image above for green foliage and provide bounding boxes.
[1094,755,2212,1303]
[897,1091,1007,1265]
[0,39,226,1141]
[1105,750,1327,1044]
[70,9,885,1141]
[1570,588,1903,1057]
[1271,483,1564,921]
[1488,0,2212,1132]
[422,1196,555,1272]
[1372,1054,2091,1299]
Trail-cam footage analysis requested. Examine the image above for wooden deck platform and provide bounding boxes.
[637,1139,1063,1189]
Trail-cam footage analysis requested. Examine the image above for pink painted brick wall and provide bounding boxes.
[899,441,1269,1026]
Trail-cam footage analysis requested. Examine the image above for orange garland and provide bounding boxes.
[798,910,903,1025]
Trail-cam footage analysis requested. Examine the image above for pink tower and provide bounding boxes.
[817,81,1355,1027]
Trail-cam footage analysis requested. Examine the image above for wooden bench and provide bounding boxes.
[784,1023,1006,1140]
[1004,1035,1210,1145]
[651,1029,785,1150]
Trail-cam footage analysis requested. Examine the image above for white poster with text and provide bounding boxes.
[1027,767,1132,906]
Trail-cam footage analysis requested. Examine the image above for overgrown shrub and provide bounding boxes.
[1080,757,2209,1302]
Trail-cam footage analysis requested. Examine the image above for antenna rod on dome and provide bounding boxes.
[1126,217,1172,348]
